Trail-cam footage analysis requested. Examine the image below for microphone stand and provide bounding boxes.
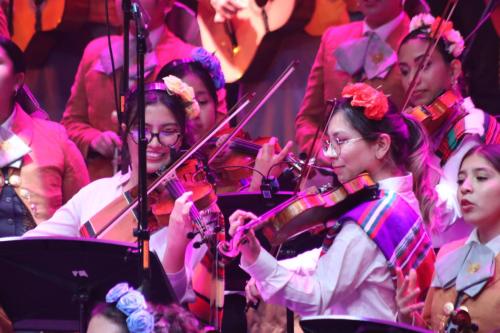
[131,2,151,298]
[120,0,132,173]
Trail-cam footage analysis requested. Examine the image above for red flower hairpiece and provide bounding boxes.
[341,83,389,120]
[430,17,453,37]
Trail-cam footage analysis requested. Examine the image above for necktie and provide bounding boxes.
[335,31,397,80]
[432,241,495,297]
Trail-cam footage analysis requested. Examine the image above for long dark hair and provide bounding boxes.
[461,144,500,173]
[157,60,218,108]
[335,98,440,227]
[0,36,25,74]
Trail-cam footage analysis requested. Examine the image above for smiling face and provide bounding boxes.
[458,153,500,233]
[398,38,459,107]
[127,102,182,174]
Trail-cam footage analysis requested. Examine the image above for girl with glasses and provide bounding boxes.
[228,83,437,321]
[157,48,294,194]
[24,76,209,306]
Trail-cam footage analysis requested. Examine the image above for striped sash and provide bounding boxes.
[437,112,500,165]
[321,190,435,293]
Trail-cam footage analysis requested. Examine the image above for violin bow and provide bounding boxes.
[207,60,299,165]
[98,92,255,241]
[294,99,337,193]
[401,0,461,111]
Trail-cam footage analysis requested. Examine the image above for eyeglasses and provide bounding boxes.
[322,137,366,156]
[129,128,181,147]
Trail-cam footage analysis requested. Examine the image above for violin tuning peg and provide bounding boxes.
[193,240,205,248]
[187,231,198,239]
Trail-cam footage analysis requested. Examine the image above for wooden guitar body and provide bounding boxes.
[11,0,89,64]
[197,0,296,83]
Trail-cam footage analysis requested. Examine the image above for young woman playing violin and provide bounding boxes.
[229,83,436,320]
[398,14,500,247]
[397,144,500,333]
[156,47,226,145]
[156,47,293,194]
[24,76,207,304]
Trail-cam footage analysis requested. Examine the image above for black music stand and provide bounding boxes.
[0,237,177,332]
[300,315,432,333]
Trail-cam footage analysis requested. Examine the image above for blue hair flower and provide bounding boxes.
[191,47,226,90]
[105,283,154,333]
[105,282,131,303]
[126,309,155,333]
[116,290,147,316]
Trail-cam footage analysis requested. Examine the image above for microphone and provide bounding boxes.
[130,0,151,37]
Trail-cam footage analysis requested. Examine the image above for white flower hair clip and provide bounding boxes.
[409,13,465,58]
[162,75,201,120]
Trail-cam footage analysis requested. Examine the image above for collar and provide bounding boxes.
[0,105,32,169]
[466,229,500,256]
[1,106,16,131]
[144,25,164,50]
[114,169,132,190]
[378,172,413,194]
[362,12,405,41]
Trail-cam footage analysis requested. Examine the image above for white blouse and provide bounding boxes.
[23,171,205,303]
[241,173,420,320]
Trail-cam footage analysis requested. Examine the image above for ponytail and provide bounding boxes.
[403,115,442,230]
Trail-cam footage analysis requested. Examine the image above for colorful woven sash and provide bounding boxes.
[437,111,500,165]
[321,190,435,293]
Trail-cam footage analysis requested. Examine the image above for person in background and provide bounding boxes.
[87,282,205,333]
[0,36,89,237]
[295,0,410,163]
[156,47,226,144]
[0,35,89,333]
[61,0,226,181]
[396,144,500,332]
[398,13,500,247]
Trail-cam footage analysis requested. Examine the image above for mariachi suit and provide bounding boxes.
[4,105,89,225]
[61,27,227,181]
[0,105,89,333]
[423,237,500,333]
[295,16,409,156]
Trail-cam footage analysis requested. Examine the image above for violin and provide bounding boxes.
[80,158,218,244]
[404,90,462,135]
[79,91,255,244]
[217,173,379,261]
[206,135,303,193]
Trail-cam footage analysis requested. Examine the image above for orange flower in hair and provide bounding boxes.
[341,83,389,120]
